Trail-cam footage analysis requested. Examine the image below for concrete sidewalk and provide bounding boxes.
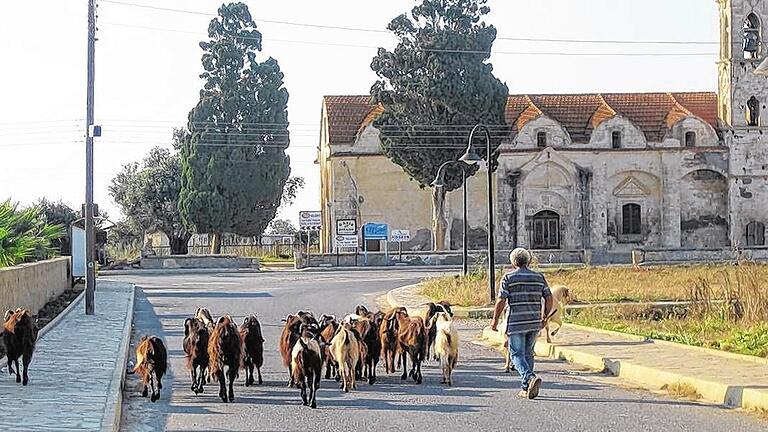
[386,283,768,412]
[0,281,135,432]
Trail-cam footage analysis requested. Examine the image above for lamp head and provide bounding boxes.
[459,148,483,165]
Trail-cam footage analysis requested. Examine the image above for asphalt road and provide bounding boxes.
[111,269,766,432]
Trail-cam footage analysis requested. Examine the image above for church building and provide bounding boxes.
[317,0,768,262]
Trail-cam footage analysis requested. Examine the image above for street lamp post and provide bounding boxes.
[459,125,496,303]
[432,160,470,276]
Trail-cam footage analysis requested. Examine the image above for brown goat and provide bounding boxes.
[291,324,322,409]
[3,308,37,386]
[239,314,264,386]
[392,309,428,384]
[208,315,242,403]
[353,316,380,385]
[318,314,339,380]
[183,317,209,394]
[379,307,406,374]
[279,314,303,386]
[133,335,167,402]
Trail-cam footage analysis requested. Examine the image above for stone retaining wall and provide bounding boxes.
[141,254,260,270]
[0,257,70,314]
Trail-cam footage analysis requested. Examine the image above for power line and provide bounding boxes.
[100,22,717,56]
[100,0,719,46]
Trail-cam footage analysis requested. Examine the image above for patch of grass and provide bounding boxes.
[420,263,768,306]
[664,382,702,400]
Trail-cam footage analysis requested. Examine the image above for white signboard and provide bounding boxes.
[335,234,359,248]
[336,218,357,235]
[299,211,322,231]
[71,225,86,277]
[390,229,411,242]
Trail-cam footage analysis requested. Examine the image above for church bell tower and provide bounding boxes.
[718,0,768,128]
[718,0,768,248]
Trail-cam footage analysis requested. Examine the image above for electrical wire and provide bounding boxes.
[100,0,719,46]
[99,22,717,56]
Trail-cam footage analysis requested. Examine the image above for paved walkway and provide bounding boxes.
[389,283,768,411]
[0,281,134,432]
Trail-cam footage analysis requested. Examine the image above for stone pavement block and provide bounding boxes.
[0,281,135,432]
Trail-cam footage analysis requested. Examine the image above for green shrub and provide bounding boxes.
[0,200,64,267]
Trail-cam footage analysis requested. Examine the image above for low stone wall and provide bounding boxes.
[141,254,260,270]
[306,249,588,268]
[637,247,768,264]
[0,257,71,314]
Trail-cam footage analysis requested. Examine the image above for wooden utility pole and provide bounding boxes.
[85,0,97,315]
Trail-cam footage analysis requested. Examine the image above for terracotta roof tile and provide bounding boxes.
[323,92,719,146]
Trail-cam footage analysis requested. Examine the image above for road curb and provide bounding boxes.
[100,283,136,432]
[99,268,262,276]
[480,324,768,411]
[387,281,768,412]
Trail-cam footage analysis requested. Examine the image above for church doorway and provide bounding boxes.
[532,210,561,249]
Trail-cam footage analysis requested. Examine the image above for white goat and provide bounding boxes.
[330,324,360,392]
[431,311,459,386]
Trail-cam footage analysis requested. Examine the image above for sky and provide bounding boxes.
[0,0,719,228]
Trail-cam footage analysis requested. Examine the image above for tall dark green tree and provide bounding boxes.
[371,0,508,250]
[180,2,291,254]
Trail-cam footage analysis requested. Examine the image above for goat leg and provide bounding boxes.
[142,384,148,397]
[14,359,21,383]
[227,368,236,403]
[400,353,408,381]
[257,367,263,385]
[310,371,319,409]
[217,371,227,403]
[191,366,198,393]
[151,371,161,402]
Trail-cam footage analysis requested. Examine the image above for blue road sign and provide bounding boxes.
[363,223,388,240]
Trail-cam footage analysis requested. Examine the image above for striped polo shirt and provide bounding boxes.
[499,268,552,335]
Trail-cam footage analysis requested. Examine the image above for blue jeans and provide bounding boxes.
[508,330,538,390]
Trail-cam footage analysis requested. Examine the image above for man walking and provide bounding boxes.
[491,248,553,399]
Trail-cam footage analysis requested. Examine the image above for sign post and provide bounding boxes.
[363,223,388,266]
[335,219,357,267]
[299,211,321,267]
[390,229,411,263]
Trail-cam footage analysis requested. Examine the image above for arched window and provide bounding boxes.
[746,221,765,246]
[622,203,642,235]
[536,131,547,148]
[611,131,622,149]
[747,96,760,126]
[744,13,761,59]
[685,131,696,147]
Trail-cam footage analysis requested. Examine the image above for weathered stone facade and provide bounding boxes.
[317,1,768,258]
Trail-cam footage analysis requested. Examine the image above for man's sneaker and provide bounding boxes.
[527,376,542,399]
[517,390,528,399]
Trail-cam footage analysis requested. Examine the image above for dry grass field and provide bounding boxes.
[420,263,768,357]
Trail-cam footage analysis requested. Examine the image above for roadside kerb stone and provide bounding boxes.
[480,322,768,411]
[387,282,768,412]
[0,280,135,432]
[101,281,136,432]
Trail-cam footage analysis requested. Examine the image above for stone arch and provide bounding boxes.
[680,169,729,248]
[589,115,647,148]
[669,116,719,147]
[514,116,572,149]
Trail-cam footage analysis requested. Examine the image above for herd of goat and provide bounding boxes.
[2,286,571,410]
[130,302,458,409]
